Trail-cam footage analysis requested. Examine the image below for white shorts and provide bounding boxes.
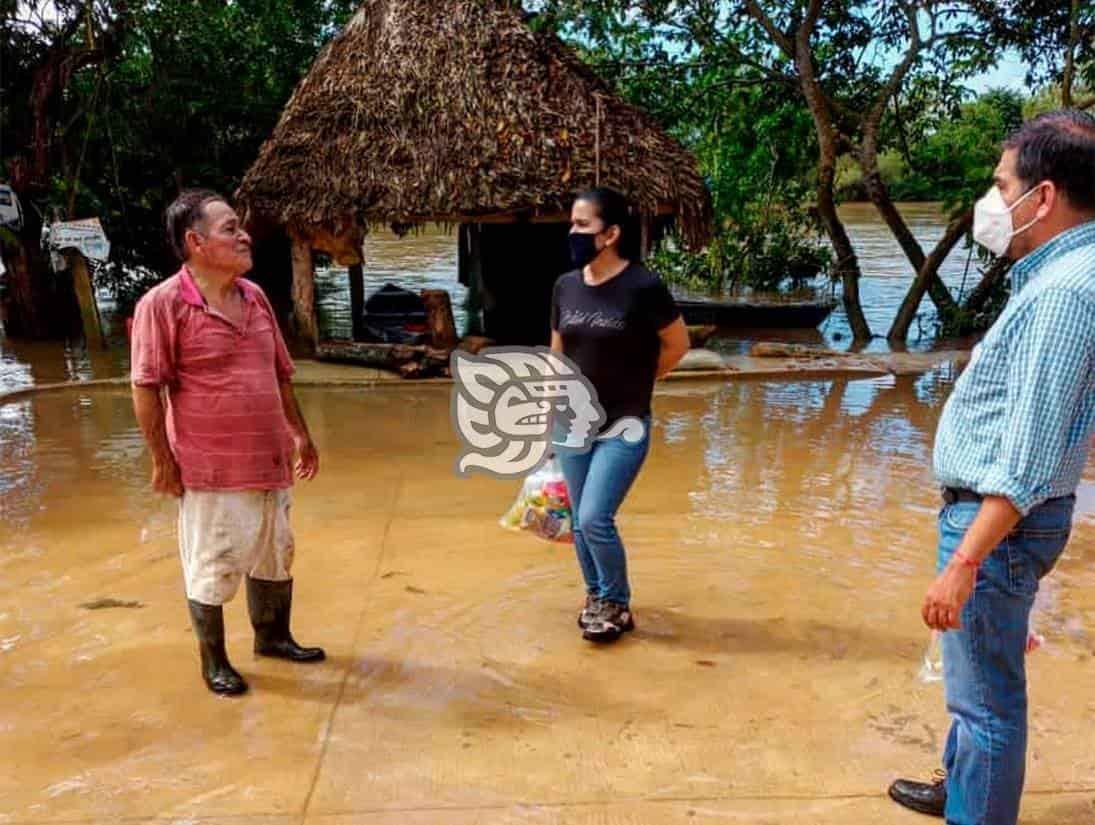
[178,489,294,606]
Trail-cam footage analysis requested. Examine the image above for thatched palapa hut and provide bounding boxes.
[236,0,711,357]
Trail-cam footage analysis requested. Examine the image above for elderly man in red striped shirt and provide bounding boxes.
[130,189,324,696]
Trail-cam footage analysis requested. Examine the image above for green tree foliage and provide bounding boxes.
[532,1,1075,342]
[973,0,1093,107]
[530,2,831,294]
[888,89,1025,205]
[3,1,1083,340]
[3,0,357,312]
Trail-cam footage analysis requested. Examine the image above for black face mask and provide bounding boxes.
[568,232,602,269]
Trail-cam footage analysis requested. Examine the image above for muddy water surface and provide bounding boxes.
[1,374,1093,822]
[0,203,988,398]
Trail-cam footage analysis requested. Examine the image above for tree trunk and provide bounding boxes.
[858,116,959,321]
[316,340,450,377]
[4,8,130,340]
[348,262,365,341]
[862,170,959,313]
[792,16,871,343]
[289,236,318,357]
[2,242,48,339]
[816,160,870,342]
[1062,0,1079,108]
[888,209,972,342]
[963,256,1012,314]
[0,209,56,339]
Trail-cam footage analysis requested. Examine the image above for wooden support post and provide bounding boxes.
[458,223,486,336]
[290,236,318,356]
[65,251,106,349]
[640,214,653,261]
[421,288,458,350]
[348,262,365,341]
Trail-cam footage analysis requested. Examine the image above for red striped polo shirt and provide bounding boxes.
[130,266,295,491]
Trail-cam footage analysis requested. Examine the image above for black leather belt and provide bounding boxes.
[942,487,982,504]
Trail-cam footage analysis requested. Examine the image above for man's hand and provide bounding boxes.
[133,385,183,497]
[294,435,319,481]
[151,456,183,497]
[279,381,318,481]
[921,496,1021,631]
[922,562,977,631]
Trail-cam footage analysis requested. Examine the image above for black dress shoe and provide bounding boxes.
[246,577,326,662]
[888,771,946,817]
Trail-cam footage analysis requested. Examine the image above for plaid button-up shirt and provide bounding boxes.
[933,220,1095,516]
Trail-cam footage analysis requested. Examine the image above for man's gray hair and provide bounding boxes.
[1003,110,1095,213]
[164,189,226,262]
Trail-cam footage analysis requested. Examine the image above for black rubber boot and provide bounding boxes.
[187,600,248,696]
[246,577,326,662]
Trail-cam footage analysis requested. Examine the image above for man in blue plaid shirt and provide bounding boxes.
[890,110,1095,824]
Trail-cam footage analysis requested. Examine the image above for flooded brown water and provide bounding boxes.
[1,204,1093,821]
[0,202,981,397]
[1,373,1093,822]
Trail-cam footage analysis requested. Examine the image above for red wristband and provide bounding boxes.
[953,550,980,568]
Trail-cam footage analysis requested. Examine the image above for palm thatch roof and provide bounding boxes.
[236,0,711,254]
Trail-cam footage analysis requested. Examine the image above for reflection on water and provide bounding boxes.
[0,389,150,530]
[0,337,130,397]
[0,203,981,396]
[3,376,1092,584]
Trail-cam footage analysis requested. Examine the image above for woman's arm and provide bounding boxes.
[655,317,690,378]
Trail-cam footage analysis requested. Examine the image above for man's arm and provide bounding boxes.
[923,289,1095,631]
[922,496,1020,630]
[279,380,318,480]
[977,289,1095,515]
[132,385,183,497]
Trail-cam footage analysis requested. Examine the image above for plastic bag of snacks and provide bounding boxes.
[499,457,573,543]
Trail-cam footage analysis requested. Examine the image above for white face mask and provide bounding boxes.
[972,183,1044,257]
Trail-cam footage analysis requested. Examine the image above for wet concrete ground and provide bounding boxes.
[1,374,1093,824]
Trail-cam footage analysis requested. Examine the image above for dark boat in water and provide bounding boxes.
[675,297,836,329]
[360,283,432,344]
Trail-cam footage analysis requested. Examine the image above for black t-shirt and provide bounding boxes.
[551,263,680,426]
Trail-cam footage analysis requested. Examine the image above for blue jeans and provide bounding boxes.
[936,495,1074,825]
[556,418,650,605]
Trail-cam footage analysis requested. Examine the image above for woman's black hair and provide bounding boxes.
[575,187,641,261]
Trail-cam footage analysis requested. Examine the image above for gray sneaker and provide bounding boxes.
[582,601,634,643]
[578,595,603,629]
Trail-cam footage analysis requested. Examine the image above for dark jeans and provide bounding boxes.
[936,495,1075,825]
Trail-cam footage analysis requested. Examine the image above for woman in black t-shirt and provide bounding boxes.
[550,188,690,643]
